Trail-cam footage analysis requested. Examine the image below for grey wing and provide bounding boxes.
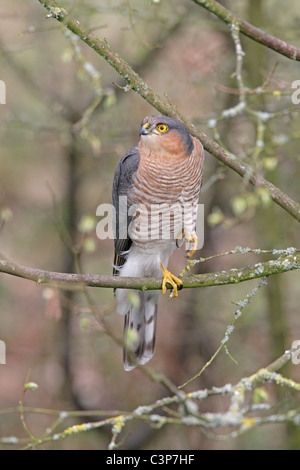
[112,146,140,275]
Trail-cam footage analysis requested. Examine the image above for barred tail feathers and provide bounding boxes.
[123,292,158,371]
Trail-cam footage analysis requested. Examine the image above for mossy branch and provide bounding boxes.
[0,253,299,291]
[38,0,300,223]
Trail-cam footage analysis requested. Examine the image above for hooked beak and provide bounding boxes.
[139,123,151,137]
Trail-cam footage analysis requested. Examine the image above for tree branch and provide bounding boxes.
[37,0,300,223]
[192,0,300,61]
[0,254,299,291]
[5,349,299,449]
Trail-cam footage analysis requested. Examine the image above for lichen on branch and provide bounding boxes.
[0,251,299,291]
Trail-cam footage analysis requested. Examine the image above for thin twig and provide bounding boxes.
[192,0,300,61]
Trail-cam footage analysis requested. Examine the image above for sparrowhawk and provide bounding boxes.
[112,115,204,370]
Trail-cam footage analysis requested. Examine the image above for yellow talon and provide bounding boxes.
[186,233,198,258]
[160,262,183,297]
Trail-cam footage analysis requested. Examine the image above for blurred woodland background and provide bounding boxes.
[0,0,300,450]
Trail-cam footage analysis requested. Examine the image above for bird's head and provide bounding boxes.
[139,115,194,157]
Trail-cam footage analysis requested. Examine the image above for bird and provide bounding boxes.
[112,115,204,370]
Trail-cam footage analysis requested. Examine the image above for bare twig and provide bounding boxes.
[2,349,300,448]
[192,0,300,61]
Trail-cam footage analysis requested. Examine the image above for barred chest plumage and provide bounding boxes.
[127,137,204,247]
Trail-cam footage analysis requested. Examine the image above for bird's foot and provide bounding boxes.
[185,233,198,258]
[160,262,183,297]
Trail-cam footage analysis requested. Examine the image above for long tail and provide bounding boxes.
[123,292,158,371]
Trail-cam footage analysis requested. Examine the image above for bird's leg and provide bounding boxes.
[185,232,198,258]
[176,230,198,257]
[160,262,183,297]
[176,230,184,248]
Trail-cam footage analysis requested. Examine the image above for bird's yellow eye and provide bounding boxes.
[156,124,168,133]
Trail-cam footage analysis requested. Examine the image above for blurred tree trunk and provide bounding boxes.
[244,0,288,367]
[243,0,293,449]
[59,128,79,400]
